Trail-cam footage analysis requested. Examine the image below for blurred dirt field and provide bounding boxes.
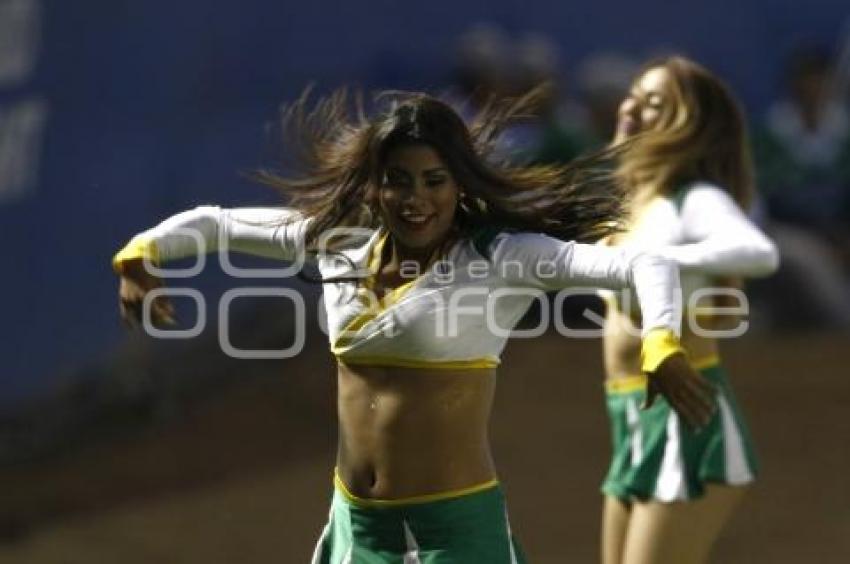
[1,332,847,563]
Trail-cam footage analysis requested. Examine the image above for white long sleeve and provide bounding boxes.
[118,206,311,264]
[115,213,685,371]
[490,232,681,336]
[657,185,779,277]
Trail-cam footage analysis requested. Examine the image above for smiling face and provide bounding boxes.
[378,143,460,260]
[615,66,675,143]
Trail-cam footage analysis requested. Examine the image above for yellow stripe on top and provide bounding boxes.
[605,354,720,395]
[333,469,499,508]
[332,230,437,355]
[605,375,648,395]
[366,231,427,311]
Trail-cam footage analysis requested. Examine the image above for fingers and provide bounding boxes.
[673,382,715,430]
[676,368,716,422]
[119,296,142,327]
[120,259,162,290]
[640,379,658,410]
[684,375,717,425]
[118,268,178,329]
[677,378,716,429]
[644,362,718,430]
[152,296,177,326]
[118,294,177,329]
[119,299,140,329]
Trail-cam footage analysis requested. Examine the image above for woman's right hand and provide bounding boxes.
[117,259,176,328]
[643,352,717,430]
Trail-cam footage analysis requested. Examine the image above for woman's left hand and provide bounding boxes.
[642,352,717,429]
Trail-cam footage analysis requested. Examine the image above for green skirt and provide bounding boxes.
[310,476,527,563]
[602,363,759,502]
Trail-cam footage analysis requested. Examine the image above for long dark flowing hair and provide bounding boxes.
[254,86,626,251]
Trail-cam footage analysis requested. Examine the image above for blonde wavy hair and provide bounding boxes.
[617,56,755,210]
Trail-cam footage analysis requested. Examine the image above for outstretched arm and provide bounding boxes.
[112,206,311,272]
[112,206,310,326]
[659,184,779,277]
[491,232,715,428]
[491,232,680,339]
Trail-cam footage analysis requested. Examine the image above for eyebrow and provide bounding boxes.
[423,167,448,175]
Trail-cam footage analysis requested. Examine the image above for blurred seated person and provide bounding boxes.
[751,45,850,329]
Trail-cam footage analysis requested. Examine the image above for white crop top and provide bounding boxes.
[604,182,779,315]
[113,205,685,370]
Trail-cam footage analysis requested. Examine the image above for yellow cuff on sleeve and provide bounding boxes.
[112,237,159,274]
[640,328,686,373]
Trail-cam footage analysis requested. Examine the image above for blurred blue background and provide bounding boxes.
[2,2,850,562]
[2,0,849,404]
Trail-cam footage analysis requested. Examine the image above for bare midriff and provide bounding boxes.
[604,300,719,381]
[335,362,498,500]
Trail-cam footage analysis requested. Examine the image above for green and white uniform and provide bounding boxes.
[310,473,526,564]
[602,358,758,501]
[601,182,778,501]
[113,205,691,561]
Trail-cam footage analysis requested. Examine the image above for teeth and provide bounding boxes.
[401,213,429,224]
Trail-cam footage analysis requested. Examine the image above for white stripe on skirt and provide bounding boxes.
[403,520,422,564]
[310,507,333,564]
[654,412,688,501]
[719,394,754,484]
[626,397,643,466]
[504,507,519,564]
